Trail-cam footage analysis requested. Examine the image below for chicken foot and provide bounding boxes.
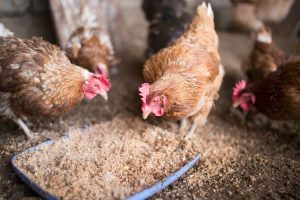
[14,118,33,139]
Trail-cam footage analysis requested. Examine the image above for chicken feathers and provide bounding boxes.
[141,3,225,137]
[255,61,300,120]
[66,5,114,77]
[0,25,110,138]
[243,26,288,82]
[142,0,192,56]
[233,26,300,120]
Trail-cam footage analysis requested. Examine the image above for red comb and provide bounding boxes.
[233,80,246,99]
[139,83,150,104]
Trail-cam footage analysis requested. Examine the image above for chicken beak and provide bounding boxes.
[100,92,108,101]
[142,108,151,120]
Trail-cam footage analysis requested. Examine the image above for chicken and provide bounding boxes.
[243,26,288,82]
[139,3,225,138]
[0,25,110,138]
[142,0,187,22]
[232,60,300,120]
[231,0,295,31]
[66,5,114,77]
[142,0,192,56]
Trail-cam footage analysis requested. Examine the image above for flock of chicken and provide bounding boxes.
[0,0,299,139]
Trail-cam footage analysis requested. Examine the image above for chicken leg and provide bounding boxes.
[14,118,33,139]
[183,64,224,140]
[183,122,197,140]
[21,116,33,127]
[179,118,197,140]
[182,98,213,140]
[179,118,188,133]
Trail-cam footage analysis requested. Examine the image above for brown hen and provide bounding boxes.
[139,3,225,138]
[65,4,115,78]
[233,60,300,120]
[0,24,110,138]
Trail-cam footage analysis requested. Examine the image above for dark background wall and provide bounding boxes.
[0,0,56,43]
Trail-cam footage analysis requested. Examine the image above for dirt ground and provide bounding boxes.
[0,0,300,199]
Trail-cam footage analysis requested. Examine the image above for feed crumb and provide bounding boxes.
[14,116,198,200]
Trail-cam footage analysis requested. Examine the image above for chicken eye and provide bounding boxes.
[94,84,98,87]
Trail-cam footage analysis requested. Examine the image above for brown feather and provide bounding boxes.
[143,4,224,123]
[244,33,288,82]
[0,36,86,118]
[66,27,114,72]
[249,60,300,120]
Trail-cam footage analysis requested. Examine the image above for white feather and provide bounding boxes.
[0,23,13,37]
[82,69,91,80]
[257,32,272,44]
[207,3,214,18]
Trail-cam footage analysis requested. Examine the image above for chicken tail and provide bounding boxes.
[256,26,272,44]
[195,2,214,28]
[0,23,13,37]
[185,2,216,38]
[181,2,218,50]
[197,2,214,19]
[80,5,97,28]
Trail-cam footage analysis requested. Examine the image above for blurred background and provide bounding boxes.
[1,0,299,47]
[0,0,55,42]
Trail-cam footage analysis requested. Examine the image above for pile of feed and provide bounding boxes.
[13,116,198,199]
